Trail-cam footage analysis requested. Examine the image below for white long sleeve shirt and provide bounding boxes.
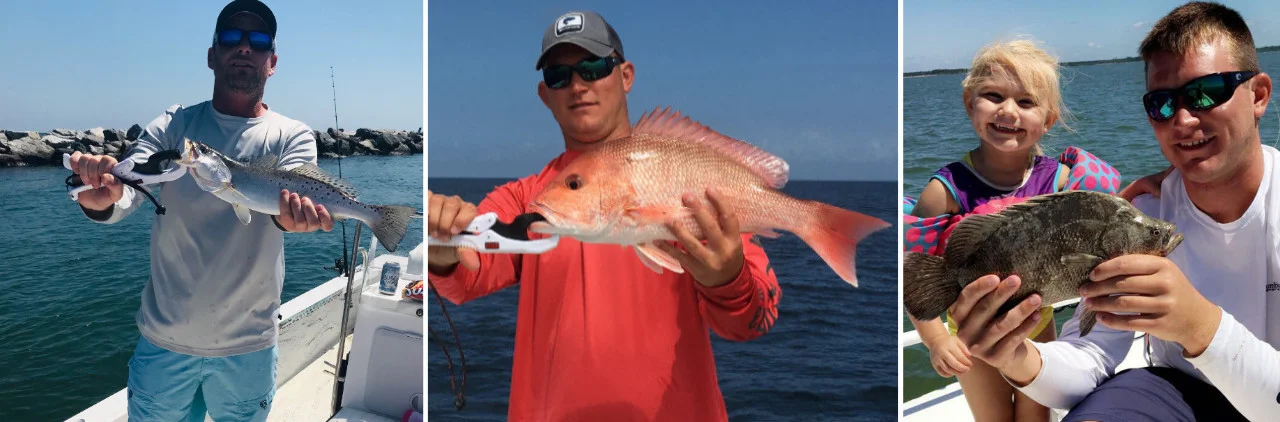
[1016,144,1280,421]
[85,102,317,357]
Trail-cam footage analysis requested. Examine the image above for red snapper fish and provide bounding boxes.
[528,107,890,287]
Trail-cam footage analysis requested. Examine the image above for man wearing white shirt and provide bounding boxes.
[946,2,1278,420]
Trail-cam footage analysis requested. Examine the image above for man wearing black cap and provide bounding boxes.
[67,0,328,420]
[427,10,781,421]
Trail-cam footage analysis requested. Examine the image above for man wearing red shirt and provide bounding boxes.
[427,10,782,422]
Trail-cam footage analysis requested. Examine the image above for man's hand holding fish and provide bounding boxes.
[274,188,335,233]
[946,274,1046,379]
[652,188,746,288]
[1080,254,1222,357]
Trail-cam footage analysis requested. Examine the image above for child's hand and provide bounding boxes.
[924,333,972,378]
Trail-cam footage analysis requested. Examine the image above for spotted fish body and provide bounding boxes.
[178,139,417,252]
[902,190,1183,336]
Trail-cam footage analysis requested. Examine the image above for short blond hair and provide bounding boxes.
[961,39,1069,154]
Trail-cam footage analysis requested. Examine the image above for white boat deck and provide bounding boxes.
[65,241,420,422]
[270,337,398,422]
[902,300,1151,422]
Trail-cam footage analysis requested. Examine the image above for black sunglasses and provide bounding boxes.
[1142,71,1257,122]
[215,28,274,52]
[542,56,624,89]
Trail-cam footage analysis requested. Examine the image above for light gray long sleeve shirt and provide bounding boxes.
[86,102,317,357]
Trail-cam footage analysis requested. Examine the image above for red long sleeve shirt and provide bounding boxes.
[428,150,783,422]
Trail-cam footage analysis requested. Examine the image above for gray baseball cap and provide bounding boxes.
[535,11,625,70]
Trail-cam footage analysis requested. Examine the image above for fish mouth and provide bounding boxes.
[177,138,200,166]
[526,202,562,234]
[1163,232,1184,255]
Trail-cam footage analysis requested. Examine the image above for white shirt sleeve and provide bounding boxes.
[1185,309,1280,421]
[1010,303,1137,409]
[275,121,318,171]
[85,104,183,224]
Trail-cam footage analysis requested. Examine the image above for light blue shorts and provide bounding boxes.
[126,335,278,422]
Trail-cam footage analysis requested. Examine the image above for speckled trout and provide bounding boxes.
[176,138,417,252]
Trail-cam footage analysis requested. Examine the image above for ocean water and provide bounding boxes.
[425,178,899,421]
[0,154,423,421]
[902,51,1280,403]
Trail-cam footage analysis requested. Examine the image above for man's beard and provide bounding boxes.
[221,66,265,95]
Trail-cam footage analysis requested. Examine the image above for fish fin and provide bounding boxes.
[902,252,960,320]
[994,190,1123,221]
[633,245,664,274]
[289,162,360,199]
[790,201,890,287]
[942,213,1005,266]
[232,203,252,225]
[366,204,417,253]
[633,106,790,189]
[624,206,678,226]
[635,243,684,274]
[1061,253,1104,268]
[757,229,782,239]
[249,154,280,169]
[1079,308,1099,337]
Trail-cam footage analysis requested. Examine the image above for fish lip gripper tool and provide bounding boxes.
[427,212,559,254]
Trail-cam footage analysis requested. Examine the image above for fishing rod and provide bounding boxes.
[326,65,351,277]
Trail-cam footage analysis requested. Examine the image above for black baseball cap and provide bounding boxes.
[215,0,277,38]
[535,11,624,70]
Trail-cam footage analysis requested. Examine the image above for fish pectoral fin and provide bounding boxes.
[1061,253,1104,268]
[624,207,674,225]
[232,203,253,225]
[635,243,684,274]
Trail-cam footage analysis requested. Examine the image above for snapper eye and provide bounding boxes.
[566,174,583,190]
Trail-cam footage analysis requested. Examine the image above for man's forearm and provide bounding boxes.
[1001,339,1044,387]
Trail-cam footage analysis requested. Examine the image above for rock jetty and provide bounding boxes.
[0,125,422,167]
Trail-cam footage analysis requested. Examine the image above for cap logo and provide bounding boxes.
[555,13,584,36]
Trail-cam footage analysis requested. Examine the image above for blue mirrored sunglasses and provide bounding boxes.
[216,28,273,52]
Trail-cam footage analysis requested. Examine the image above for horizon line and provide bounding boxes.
[426,175,897,183]
[904,44,1280,76]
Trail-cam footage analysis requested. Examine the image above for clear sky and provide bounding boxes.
[426,1,898,181]
[905,0,1280,73]
[0,0,422,132]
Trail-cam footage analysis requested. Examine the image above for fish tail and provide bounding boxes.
[791,202,890,287]
[902,252,959,320]
[367,204,417,253]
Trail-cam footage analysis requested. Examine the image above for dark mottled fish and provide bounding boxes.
[902,190,1183,336]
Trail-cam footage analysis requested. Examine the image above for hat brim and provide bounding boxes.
[535,39,616,70]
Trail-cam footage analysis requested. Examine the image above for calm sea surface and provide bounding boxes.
[425,177,899,421]
[902,51,1280,402]
[0,155,422,421]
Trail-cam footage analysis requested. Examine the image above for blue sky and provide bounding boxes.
[0,0,422,132]
[905,0,1280,73]
[426,1,898,181]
